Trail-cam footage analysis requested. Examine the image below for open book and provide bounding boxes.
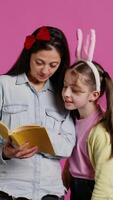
[0,121,55,155]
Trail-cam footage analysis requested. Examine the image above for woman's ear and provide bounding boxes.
[89,91,100,102]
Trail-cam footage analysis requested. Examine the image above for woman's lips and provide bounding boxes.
[39,74,50,79]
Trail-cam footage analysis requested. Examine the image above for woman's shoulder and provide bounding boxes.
[0,74,17,84]
[0,74,14,80]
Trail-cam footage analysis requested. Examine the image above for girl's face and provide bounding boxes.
[62,70,94,111]
[29,47,61,84]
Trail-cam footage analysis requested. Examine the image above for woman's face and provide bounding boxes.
[29,47,61,84]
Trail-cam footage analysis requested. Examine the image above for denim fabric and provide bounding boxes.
[0,191,63,200]
[0,74,75,200]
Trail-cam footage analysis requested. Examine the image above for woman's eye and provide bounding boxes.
[35,60,43,65]
[50,63,58,68]
[36,62,42,65]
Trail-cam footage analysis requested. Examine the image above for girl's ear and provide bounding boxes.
[89,91,100,102]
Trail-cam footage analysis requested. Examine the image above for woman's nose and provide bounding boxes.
[41,66,50,74]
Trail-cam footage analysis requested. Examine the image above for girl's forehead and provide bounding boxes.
[65,70,91,92]
[65,69,85,83]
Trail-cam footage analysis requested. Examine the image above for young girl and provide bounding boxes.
[62,30,113,200]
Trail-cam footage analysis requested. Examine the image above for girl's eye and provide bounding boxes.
[71,88,81,93]
[63,85,67,89]
[71,89,76,93]
[72,89,85,94]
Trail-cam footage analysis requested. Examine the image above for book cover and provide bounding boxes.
[0,122,55,155]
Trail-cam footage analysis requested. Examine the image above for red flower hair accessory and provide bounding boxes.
[24,27,51,50]
[24,35,35,50]
[36,27,51,41]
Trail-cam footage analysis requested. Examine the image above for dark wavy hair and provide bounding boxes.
[6,26,70,94]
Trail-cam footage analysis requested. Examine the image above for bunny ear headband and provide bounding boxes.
[76,29,100,92]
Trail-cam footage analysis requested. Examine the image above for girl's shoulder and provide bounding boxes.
[88,119,111,169]
[88,118,110,146]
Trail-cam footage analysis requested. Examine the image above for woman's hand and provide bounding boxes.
[2,138,38,159]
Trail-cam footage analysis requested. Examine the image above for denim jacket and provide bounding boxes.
[0,73,75,200]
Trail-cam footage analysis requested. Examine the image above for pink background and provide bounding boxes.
[0,0,113,199]
[0,0,113,75]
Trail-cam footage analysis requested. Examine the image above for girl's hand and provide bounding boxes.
[2,138,38,159]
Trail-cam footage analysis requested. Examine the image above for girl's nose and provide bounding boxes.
[63,87,71,97]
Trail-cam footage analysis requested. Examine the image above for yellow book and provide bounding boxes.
[0,121,55,155]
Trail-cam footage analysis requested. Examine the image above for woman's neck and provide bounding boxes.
[27,73,46,92]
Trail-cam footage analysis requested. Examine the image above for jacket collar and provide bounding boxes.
[16,73,54,92]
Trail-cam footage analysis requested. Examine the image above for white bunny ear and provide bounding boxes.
[75,29,100,92]
[87,29,96,61]
[85,29,100,92]
[76,29,83,60]
[84,32,90,57]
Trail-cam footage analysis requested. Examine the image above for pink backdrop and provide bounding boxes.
[0,0,113,199]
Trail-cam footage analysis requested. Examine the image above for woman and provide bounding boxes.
[0,26,75,200]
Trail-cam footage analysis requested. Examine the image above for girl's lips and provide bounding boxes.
[65,100,73,103]
[64,101,73,107]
